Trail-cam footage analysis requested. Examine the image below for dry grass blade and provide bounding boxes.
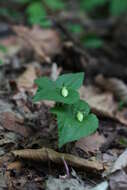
[12,147,103,172]
[95,75,127,103]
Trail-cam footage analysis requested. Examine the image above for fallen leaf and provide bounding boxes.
[46,176,85,190]
[110,149,127,173]
[75,132,106,154]
[0,111,32,137]
[91,181,108,190]
[0,132,18,146]
[95,75,127,103]
[0,100,12,113]
[17,64,37,90]
[80,86,127,125]
[0,172,7,189]
[13,25,61,62]
[109,170,127,190]
[0,35,21,65]
[7,161,23,171]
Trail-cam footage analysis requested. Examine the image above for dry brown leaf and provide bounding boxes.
[75,132,106,154]
[12,147,103,172]
[0,111,32,137]
[80,86,127,125]
[13,25,61,62]
[17,65,37,90]
[95,75,127,103]
[7,161,23,171]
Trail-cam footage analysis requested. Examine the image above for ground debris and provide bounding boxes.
[17,64,37,90]
[80,86,127,125]
[0,111,32,137]
[110,149,127,174]
[109,170,127,190]
[11,147,103,172]
[75,132,106,154]
[13,25,62,63]
[95,75,127,103]
[46,176,85,190]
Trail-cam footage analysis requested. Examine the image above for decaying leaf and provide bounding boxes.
[17,64,37,90]
[95,75,127,103]
[7,161,23,171]
[75,132,106,153]
[91,181,108,190]
[12,147,103,172]
[0,35,21,65]
[0,132,18,147]
[110,149,127,173]
[109,170,127,190]
[0,111,32,137]
[75,132,106,154]
[46,176,85,190]
[0,172,7,189]
[80,86,127,125]
[13,25,61,62]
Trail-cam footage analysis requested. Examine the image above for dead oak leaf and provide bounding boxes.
[13,25,61,62]
[0,111,32,137]
[80,86,127,126]
[17,65,37,90]
[75,132,106,154]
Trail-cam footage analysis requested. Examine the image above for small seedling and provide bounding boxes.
[33,72,98,148]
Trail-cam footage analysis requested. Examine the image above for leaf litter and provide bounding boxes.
[1,19,127,190]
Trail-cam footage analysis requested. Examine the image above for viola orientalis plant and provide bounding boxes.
[33,73,98,148]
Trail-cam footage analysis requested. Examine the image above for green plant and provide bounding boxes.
[33,73,98,148]
[0,44,7,65]
[83,34,104,49]
[25,0,65,27]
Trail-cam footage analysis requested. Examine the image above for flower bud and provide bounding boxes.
[76,111,83,122]
[61,86,68,97]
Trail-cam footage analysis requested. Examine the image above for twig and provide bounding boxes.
[12,147,103,172]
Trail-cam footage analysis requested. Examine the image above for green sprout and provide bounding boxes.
[33,72,98,148]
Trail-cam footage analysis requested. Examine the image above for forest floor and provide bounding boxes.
[0,21,127,190]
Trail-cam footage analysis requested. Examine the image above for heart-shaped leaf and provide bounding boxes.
[51,100,98,148]
[55,72,84,90]
[33,77,79,104]
[33,73,84,104]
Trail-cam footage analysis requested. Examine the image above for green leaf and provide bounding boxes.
[40,19,52,28]
[83,35,103,49]
[33,76,80,104]
[55,72,84,90]
[51,100,98,148]
[18,0,31,4]
[110,0,127,16]
[0,59,3,65]
[119,137,127,147]
[67,24,83,34]
[80,0,107,12]
[45,0,65,10]
[0,44,7,53]
[26,2,51,27]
